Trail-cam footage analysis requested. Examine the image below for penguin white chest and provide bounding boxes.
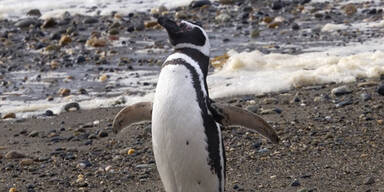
[152,64,220,192]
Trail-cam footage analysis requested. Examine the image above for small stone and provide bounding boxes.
[357,81,378,87]
[364,177,375,185]
[361,92,371,101]
[99,74,108,82]
[258,148,269,153]
[3,113,16,119]
[144,20,158,28]
[28,130,39,137]
[5,150,26,159]
[215,13,231,23]
[297,188,309,192]
[59,35,72,46]
[250,29,260,38]
[136,164,152,168]
[9,188,17,192]
[190,0,211,8]
[271,1,284,10]
[105,165,113,172]
[128,148,135,155]
[15,18,36,28]
[41,18,57,28]
[377,84,384,96]
[76,174,85,183]
[64,102,80,112]
[260,108,281,115]
[84,17,98,24]
[246,105,259,113]
[77,160,92,169]
[76,56,86,64]
[377,119,383,125]
[292,23,300,30]
[27,9,42,17]
[331,85,352,96]
[58,88,70,97]
[336,99,353,108]
[97,130,108,138]
[78,88,88,94]
[262,98,278,104]
[20,158,34,166]
[44,110,54,116]
[86,37,108,47]
[291,179,301,187]
[343,4,357,16]
[109,28,119,35]
[50,60,59,69]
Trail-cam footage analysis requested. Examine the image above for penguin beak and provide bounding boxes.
[158,16,180,34]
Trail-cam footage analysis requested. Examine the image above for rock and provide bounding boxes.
[128,148,135,155]
[291,179,301,187]
[343,4,357,16]
[136,164,152,168]
[97,130,108,138]
[190,0,211,8]
[271,1,284,10]
[99,74,109,82]
[86,36,108,47]
[5,150,26,159]
[109,28,119,35]
[144,20,158,28]
[262,98,278,104]
[27,9,42,17]
[297,188,309,192]
[76,56,86,64]
[218,0,235,4]
[59,35,72,46]
[377,84,384,96]
[20,158,34,166]
[215,13,231,23]
[358,81,378,87]
[292,23,300,30]
[335,99,353,108]
[50,60,59,69]
[28,130,39,137]
[246,105,259,113]
[41,18,57,28]
[250,29,260,38]
[9,188,17,192]
[331,85,352,96]
[364,177,375,185]
[58,88,71,97]
[64,102,80,112]
[15,18,37,28]
[77,160,92,169]
[361,92,371,101]
[78,88,88,95]
[84,17,99,24]
[3,113,16,119]
[258,148,269,153]
[260,108,282,114]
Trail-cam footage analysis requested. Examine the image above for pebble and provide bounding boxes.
[128,148,135,155]
[336,99,353,108]
[27,9,42,17]
[59,35,72,46]
[258,148,269,153]
[377,84,384,96]
[97,130,108,138]
[215,13,231,23]
[44,110,55,116]
[262,97,278,104]
[86,36,108,47]
[64,102,80,112]
[84,17,99,24]
[331,85,352,96]
[291,179,301,187]
[364,177,375,185]
[20,158,34,166]
[260,108,281,114]
[15,18,37,28]
[136,164,152,168]
[99,74,109,82]
[292,23,300,30]
[357,81,378,87]
[9,188,17,192]
[58,88,71,97]
[297,188,309,192]
[28,130,39,137]
[246,105,259,113]
[343,4,357,16]
[41,18,57,28]
[5,150,26,159]
[190,0,211,8]
[3,113,16,119]
[271,1,284,10]
[361,92,371,101]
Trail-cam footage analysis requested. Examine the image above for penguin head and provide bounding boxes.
[158,17,210,56]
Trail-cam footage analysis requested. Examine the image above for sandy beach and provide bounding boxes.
[1,0,384,191]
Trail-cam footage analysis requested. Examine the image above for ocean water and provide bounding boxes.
[1,0,384,119]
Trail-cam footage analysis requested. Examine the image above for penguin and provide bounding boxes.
[113,17,279,192]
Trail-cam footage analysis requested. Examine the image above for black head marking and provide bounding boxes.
[158,17,207,47]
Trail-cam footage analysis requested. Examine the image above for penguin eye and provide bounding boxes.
[180,23,193,32]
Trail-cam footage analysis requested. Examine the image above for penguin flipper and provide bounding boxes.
[112,102,153,133]
[211,103,279,144]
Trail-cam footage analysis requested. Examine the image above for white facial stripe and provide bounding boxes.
[165,53,208,97]
[179,20,210,57]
